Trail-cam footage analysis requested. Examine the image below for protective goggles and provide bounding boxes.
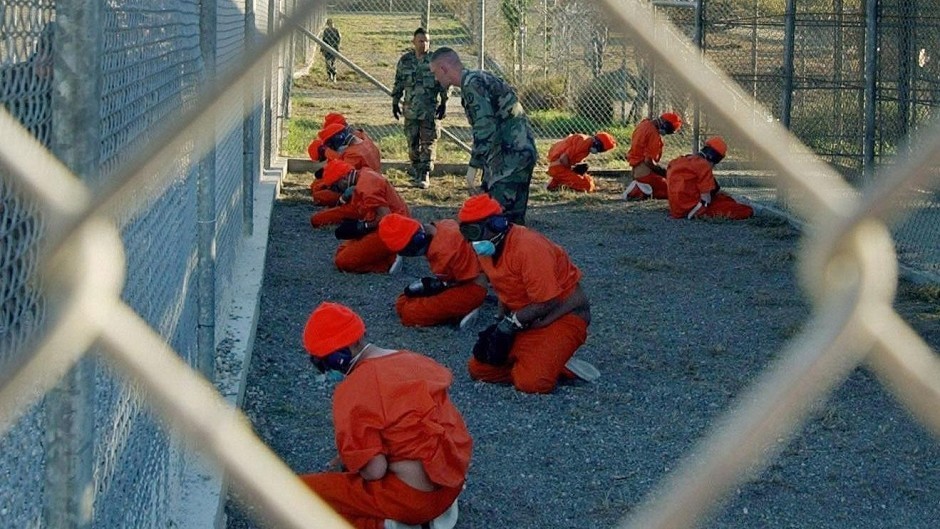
[309,347,354,374]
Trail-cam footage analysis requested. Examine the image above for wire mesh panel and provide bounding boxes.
[0,2,53,527]
[0,0,304,526]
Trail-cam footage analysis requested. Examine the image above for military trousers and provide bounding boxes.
[485,161,535,226]
[403,117,440,176]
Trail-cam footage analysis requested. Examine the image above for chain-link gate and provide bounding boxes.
[1,0,939,528]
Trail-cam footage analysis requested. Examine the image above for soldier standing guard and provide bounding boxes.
[320,19,341,82]
[391,28,449,189]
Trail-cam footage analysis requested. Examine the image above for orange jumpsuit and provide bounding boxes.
[469,226,589,394]
[625,119,669,199]
[335,169,411,273]
[301,352,472,529]
[395,220,488,327]
[310,130,383,207]
[545,134,596,192]
[665,154,753,220]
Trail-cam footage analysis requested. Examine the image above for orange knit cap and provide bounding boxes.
[307,138,324,161]
[378,214,421,253]
[595,131,616,151]
[318,122,346,142]
[704,136,727,157]
[323,112,347,128]
[458,194,503,223]
[660,112,683,132]
[321,159,355,186]
[303,302,366,357]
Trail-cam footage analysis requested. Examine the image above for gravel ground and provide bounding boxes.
[226,170,940,529]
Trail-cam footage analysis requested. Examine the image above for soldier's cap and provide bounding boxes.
[318,122,347,142]
[378,214,421,253]
[458,195,503,223]
[321,159,355,186]
[303,302,365,358]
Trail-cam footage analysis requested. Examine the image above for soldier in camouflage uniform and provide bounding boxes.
[320,19,341,82]
[429,47,537,225]
[391,28,448,189]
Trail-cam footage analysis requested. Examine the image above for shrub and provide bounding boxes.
[519,77,568,112]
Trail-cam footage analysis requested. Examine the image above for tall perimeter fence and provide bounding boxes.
[0,0,938,528]
[0,0,328,527]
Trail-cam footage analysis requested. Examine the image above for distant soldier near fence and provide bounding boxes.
[391,28,449,189]
[320,18,341,82]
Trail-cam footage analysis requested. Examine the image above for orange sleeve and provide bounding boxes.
[548,134,592,165]
[666,155,717,217]
[481,228,582,311]
[332,372,385,473]
[333,353,472,488]
[627,120,663,166]
[342,140,382,171]
[427,220,481,282]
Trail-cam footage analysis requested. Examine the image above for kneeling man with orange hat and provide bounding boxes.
[300,301,472,529]
[666,136,753,220]
[378,213,488,328]
[456,195,600,394]
[545,131,617,193]
[318,159,411,273]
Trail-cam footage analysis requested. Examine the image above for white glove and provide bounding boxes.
[465,166,481,194]
[699,192,712,206]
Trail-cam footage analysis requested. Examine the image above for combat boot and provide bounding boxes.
[417,170,430,189]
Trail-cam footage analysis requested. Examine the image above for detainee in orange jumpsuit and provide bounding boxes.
[623,112,682,200]
[308,115,382,208]
[666,136,754,220]
[378,214,488,328]
[456,195,600,394]
[545,131,617,192]
[300,302,472,529]
[319,159,411,273]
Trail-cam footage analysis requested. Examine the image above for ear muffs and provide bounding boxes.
[399,229,430,257]
[486,215,510,234]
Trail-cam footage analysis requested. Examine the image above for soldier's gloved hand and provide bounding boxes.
[573,163,589,175]
[652,164,667,177]
[436,102,446,120]
[392,100,401,120]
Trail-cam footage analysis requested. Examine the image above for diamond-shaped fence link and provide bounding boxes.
[0,0,938,528]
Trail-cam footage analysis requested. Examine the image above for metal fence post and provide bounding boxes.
[478,0,486,70]
[243,0,257,235]
[43,1,101,525]
[780,0,795,129]
[863,0,877,182]
[198,0,218,379]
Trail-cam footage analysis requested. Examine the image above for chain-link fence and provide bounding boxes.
[290,0,938,276]
[1,0,939,528]
[0,0,324,527]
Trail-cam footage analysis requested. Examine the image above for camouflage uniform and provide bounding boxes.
[321,26,341,81]
[391,50,448,181]
[459,69,537,225]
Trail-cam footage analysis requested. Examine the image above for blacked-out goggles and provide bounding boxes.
[459,221,488,242]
